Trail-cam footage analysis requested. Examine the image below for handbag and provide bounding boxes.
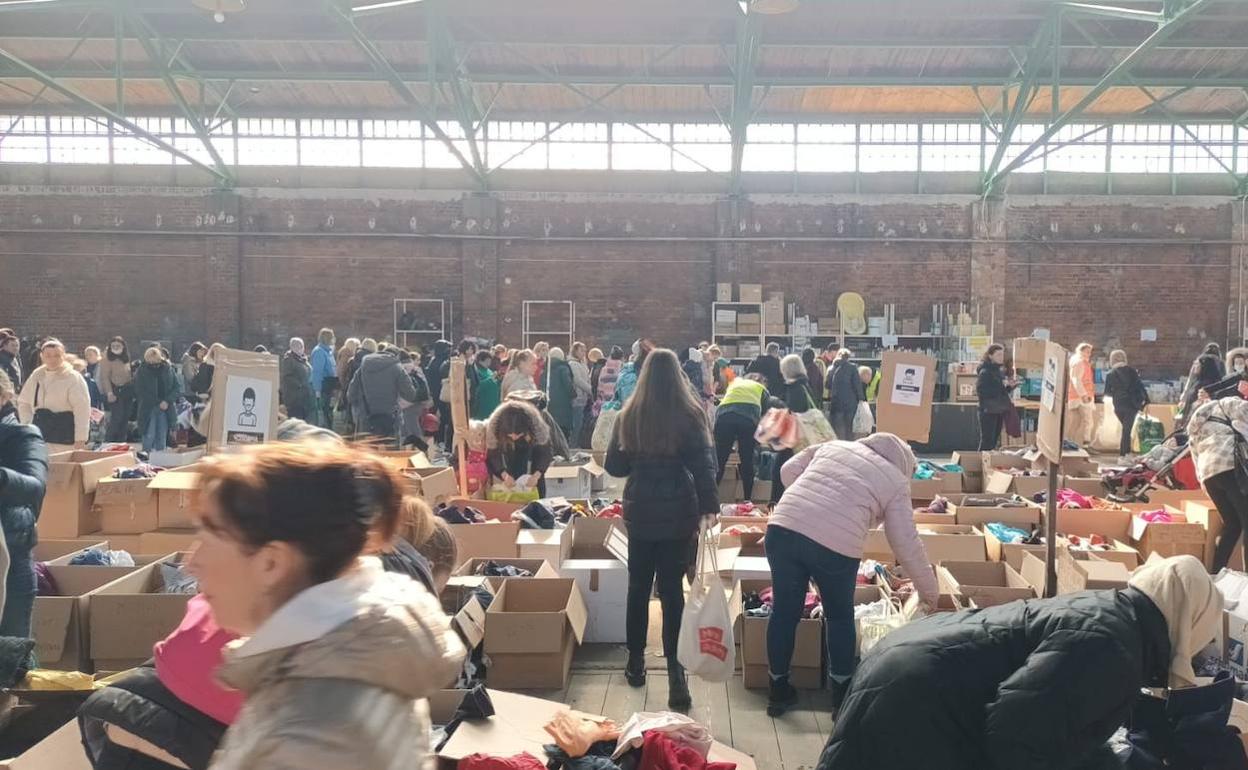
[1123,670,1247,770]
[796,408,837,447]
[982,394,1014,416]
[31,382,76,445]
[1210,405,1248,495]
[676,523,735,682]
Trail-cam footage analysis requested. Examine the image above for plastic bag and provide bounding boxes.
[591,405,620,452]
[487,485,540,504]
[853,401,875,436]
[677,524,735,682]
[857,598,908,655]
[796,409,837,448]
[756,408,800,451]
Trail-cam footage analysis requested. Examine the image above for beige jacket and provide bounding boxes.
[16,365,92,442]
[209,559,465,770]
[98,356,132,399]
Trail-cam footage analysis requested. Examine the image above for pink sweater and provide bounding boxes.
[769,436,938,604]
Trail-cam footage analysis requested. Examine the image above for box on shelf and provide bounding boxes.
[148,465,201,530]
[735,578,822,689]
[1131,513,1206,561]
[558,518,629,643]
[953,373,979,403]
[545,460,606,499]
[937,561,1035,608]
[720,344,738,358]
[716,283,734,302]
[33,562,144,671]
[715,309,737,324]
[41,451,134,538]
[739,284,763,303]
[93,476,159,535]
[483,578,587,690]
[901,318,921,335]
[89,557,193,671]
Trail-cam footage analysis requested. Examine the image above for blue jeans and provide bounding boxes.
[571,405,586,448]
[0,514,35,641]
[142,410,169,452]
[765,524,861,681]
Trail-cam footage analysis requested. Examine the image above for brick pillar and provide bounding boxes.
[713,196,751,288]
[460,194,501,340]
[1233,201,1247,348]
[970,200,1008,339]
[204,190,243,346]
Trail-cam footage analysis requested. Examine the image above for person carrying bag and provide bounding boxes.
[677,522,734,683]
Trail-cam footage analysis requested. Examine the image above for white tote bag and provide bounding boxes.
[677,523,735,682]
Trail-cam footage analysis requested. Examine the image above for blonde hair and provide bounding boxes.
[837,348,852,361]
[360,338,378,354]
[395,495,435,550]
[1110,349,1128,367]
[1077,342,1094,354]
[143,346,164,365]
[84,345,101,359]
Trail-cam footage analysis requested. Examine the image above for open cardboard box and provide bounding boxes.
[445,497,523,523]
[436,690,756,770]
[937,561,1035,608]
[950,451,984,491]
[558,518,629,643]
[448,521,521,562]
[404,466,460,507]
[950,500,1041,529]
[33,562,148,671]
[865,524,986,564]
[544,460,606,500]
[41,451,134,538]
[146,445,205,469]
[1131,512,1206,561]
[147,464,201,529]
[483,578,587,690]
[733,578,822,689]
[984,470,1049,498]
[89,556,193,672]
[32,538,107,563]
[93,476,158,535]
[1020,548,1130,596]
[717,530,770,582]
[1139,487,1213,510]
[1061,476,1106,497]
[515,528,571,569]
[0,720,92,770]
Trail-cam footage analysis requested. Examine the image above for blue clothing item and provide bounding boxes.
[310,344,336,391]
[142,409,169,452]
[612,363,639,407]
[986,522,1030,544]
[765,524,860,680]
[0,521,34,640]
[69,548,112,566]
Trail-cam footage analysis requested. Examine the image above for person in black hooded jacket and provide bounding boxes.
[825,349,862,441]
[0,369,45,643]
[605,348,717,712]
[818,555,1221,770]
[976,344,1012,451]
[1180,342,1226,425]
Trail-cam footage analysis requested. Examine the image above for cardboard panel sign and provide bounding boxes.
[1037,342,1068,465]
[207,348,280,451]
[876,351,937,443]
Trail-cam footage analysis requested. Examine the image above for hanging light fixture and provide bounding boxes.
[192,0,245,23]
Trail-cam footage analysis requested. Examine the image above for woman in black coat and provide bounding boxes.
[605,349,718,711]
[1104,349,1150,461]
[825,349,862,441]
[1180,342,1226,425]
[819,555,1220,770]
[771,354,818,505]
[0,369,47,642]
[485,399,554,498]
[976,344,1013,451]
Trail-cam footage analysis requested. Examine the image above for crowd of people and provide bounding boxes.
[0,322,1239,770]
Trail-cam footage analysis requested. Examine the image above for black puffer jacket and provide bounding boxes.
[604,422,718,542]
[819,587,1170,770]
[826,359,862,415]
[0,403,47,553]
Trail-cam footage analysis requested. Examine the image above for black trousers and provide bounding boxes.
[770,448,795,504]
[829,410,854,442]
[714,412,758,501]
[1116,408,1139,456]
[1205,470,1248,572]
[626,536,691,662]
[320,382,337,428]
[978,408,1003,451]
[105,389,134,442]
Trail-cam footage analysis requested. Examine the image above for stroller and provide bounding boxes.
[1101,428,1197,503]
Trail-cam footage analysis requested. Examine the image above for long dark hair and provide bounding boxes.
[617,348,709,454]
[981,344,1005,366]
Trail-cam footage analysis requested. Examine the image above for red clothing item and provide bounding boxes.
[459,753,546,770]
[153,595,244,725]
[639,731,736,770]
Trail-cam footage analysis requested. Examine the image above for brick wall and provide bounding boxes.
[0,184,1236,378]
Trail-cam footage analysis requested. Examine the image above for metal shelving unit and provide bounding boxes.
[393,298,450,350]
[523,300,575,352]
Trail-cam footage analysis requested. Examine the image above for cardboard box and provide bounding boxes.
[452,557,558,581]
[1061,476,1105,497]
[913,509,957,526]
[739,284,763,303]
[484,578,587,690]
[1052,508,1139,568]
[33,563,144,671]
[139,529,198,554]
[437,690,757,769]
[544,461,606,500]
[985,470,1049,498]
[866,524,986,563]
[1059,549,1131,592]
[937,561,1035,607]
[93,477,159,535]
[984,528,1049,572]
[0,720,93,770]
[716,283,734,302]
[446,498,523,523]
[950,451,984,490]
[89,558,193,671]
[910,478,944,502]
[515,528,572,569]
[1140,488,1213,510]
[737,580,822,690]
[205,348,281,452]
[404,466,460,506]
[32,538,107,563]
[41,451,134,538]
[1131,514,1206,561]
[1013,337,1048,369]
[1184,500,1245,572]
[148,465,201,530]
[950,501,1041,529]
[558,518,629,643]
[147,446,205,468]
[449,521,522,561]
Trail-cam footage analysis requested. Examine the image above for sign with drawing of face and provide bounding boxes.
[890,364,924,407]
[221,374,272,445]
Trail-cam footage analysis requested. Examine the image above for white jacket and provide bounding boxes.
[17,365,91,442]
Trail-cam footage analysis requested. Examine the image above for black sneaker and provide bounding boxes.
[830,678,850,716]
[767,677,799,717]
[667,664,692,711]
[625,652,646,688]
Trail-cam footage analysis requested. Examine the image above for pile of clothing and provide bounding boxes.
[741,587,822,619]
[1066,533,1112,552]
[1137,509,1178,524]
[68,548,135,567]
[855,559,883,585]
[718,502,766,518]
[962,495,1030,508]
[1030,489,1125,510]
[160,563,198,594]
[460,712,734,770]
[473,561,534,579]
[913,461,962,480]
[512,501,560,530]
[721,524,764,537]
[918,496,952,514]
[984,522,1042,546]
[596,502,623,519]
[437,503,489,524]
[112,463,164,480]
[991,467,1047,478]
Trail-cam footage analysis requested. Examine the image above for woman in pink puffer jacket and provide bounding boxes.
[763,432,938,718]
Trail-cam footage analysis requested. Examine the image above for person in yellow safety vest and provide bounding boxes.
[858,366,881,402]
[713,374,771,502]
